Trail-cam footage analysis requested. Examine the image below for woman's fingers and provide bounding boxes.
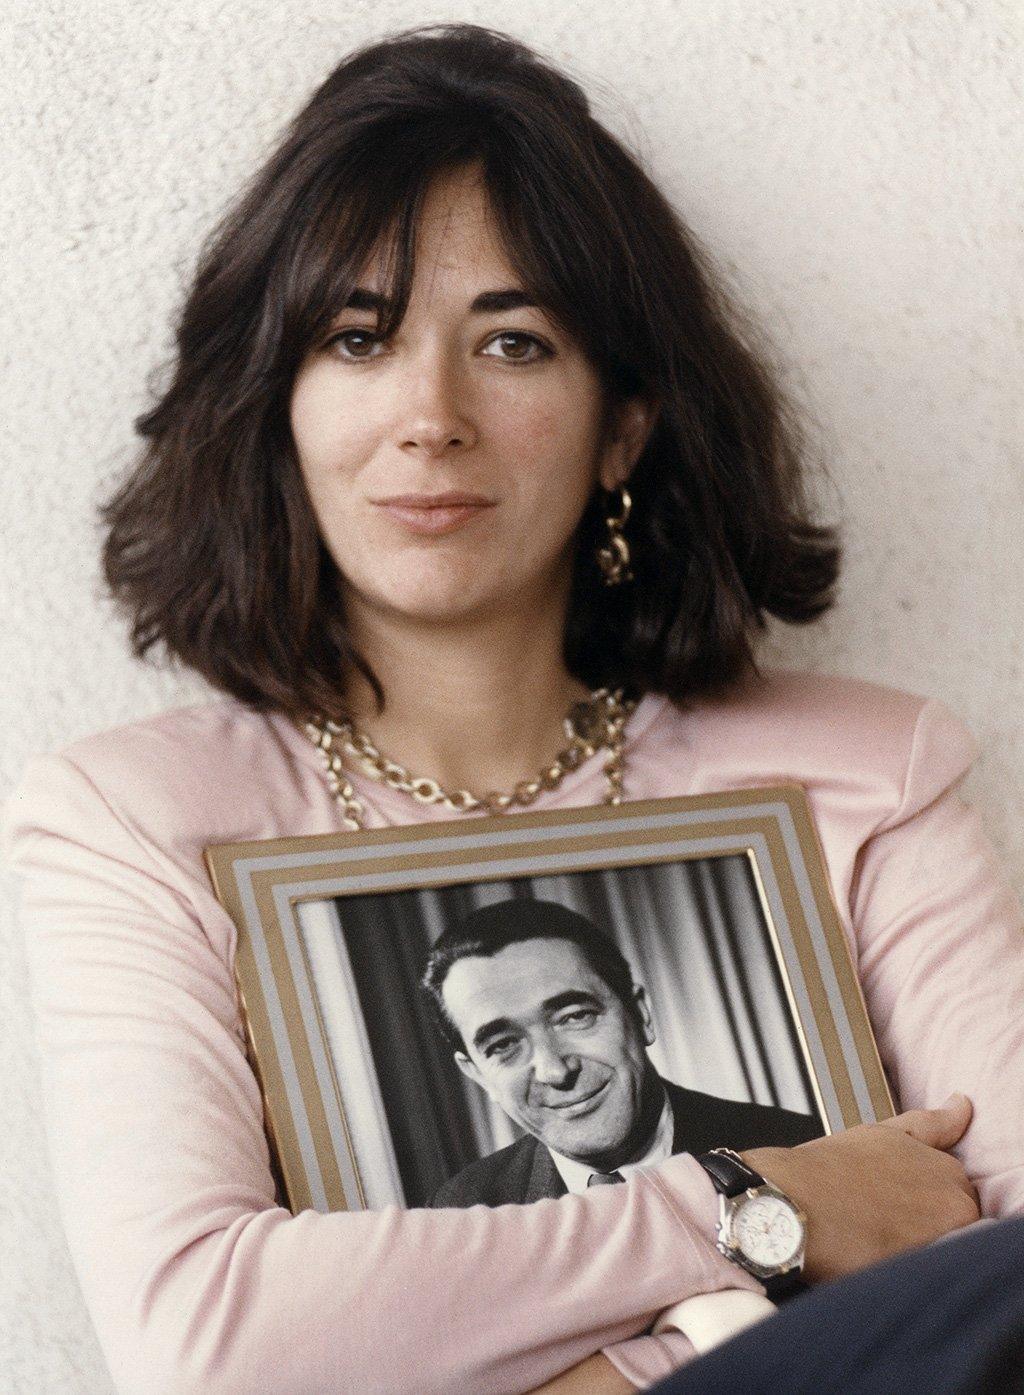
[880,1092,973,1150]
[743,1097,980,1283]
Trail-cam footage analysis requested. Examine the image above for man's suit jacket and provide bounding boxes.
[430,1076,820,1208]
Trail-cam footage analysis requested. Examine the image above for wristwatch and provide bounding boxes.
[695,1147,807,1300]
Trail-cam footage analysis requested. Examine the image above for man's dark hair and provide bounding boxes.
[422,898,640,1052]
[100,22,839,721]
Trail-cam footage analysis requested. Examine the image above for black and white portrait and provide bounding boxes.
[303,854,824,1210]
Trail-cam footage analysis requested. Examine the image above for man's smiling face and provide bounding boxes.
[441,937,657,1165]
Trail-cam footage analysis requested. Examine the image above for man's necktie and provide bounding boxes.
[587,1170,625,1186]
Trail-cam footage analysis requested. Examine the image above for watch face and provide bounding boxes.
[733,1194,803,1268]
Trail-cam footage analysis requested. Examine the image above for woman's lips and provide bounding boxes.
[373,494,496,537]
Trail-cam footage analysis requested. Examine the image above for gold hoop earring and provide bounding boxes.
[596,486,633,586]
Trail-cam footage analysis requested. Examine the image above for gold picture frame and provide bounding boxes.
[205,786,893,1215]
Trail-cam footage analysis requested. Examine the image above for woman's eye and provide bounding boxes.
[323,329,550,363]
[481,332,551,363]
[325,329,385,360]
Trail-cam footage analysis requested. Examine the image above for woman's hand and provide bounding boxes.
[743,1093,980,1283]
[528,1353,636,1395]
[529,1098,978,1395]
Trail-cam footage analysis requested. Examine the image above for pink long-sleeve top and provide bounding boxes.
[5,669,1024,1395]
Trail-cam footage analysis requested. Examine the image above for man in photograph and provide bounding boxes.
[422,898,819,1207]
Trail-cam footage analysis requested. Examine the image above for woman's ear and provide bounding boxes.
[598,394,660,492]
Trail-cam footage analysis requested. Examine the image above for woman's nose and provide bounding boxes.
[397,349,477,457]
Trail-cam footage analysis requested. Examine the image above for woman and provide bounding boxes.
[4,22,1021,1395]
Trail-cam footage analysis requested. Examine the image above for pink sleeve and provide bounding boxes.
[851,698,1024,1216]
[3,752,762,1395]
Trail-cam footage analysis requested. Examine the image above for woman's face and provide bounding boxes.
[289,165,652,635]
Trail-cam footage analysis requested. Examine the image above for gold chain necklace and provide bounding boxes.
[303,686,637,831]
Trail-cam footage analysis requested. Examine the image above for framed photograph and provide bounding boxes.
[205,786,893,1215]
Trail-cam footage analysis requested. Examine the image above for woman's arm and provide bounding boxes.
[578,693,1024,1392]
[844,698,1024,1215]
[2,751,760,1395]
[531,1353,638,1394]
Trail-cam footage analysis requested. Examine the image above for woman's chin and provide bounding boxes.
[340,553,565,631]
[352,580,508,629]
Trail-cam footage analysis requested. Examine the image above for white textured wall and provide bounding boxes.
[2,3,1020,1389]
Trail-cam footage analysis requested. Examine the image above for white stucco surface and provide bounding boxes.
[1,3,1021,1390]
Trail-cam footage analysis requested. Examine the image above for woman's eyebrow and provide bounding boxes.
[342,287,540,314]
[469,289,539,313]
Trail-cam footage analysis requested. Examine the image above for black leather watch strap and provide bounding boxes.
[695,1147,764,1197]
[764,1271,808,1302]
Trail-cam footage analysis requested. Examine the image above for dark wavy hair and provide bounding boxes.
[101,21,840,721]
[421,899,639,1053]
